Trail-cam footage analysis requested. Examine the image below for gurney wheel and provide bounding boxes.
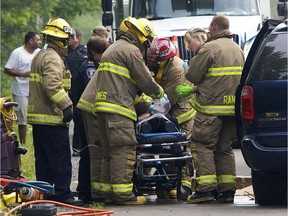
[180,185,192,201]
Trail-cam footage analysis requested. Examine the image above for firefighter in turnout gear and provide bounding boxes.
[27,18,83,206]
[146,37,196,199]
[93,17,167,205]
[185,14,245,204]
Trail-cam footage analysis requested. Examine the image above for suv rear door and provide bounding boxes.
[235,19,287,151]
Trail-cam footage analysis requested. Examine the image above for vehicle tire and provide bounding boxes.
[180,185,192,201]
[252,169,287,205]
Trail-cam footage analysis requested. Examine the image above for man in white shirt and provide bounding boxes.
[4,31,41,144]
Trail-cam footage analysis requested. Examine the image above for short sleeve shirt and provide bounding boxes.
[5,46,40,96]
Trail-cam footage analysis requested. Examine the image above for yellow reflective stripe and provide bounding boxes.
[207,66,243,77]
[27,113,67,125]
[29,73,71,89]
[190,99,235,115]
[149,87,164,99]
[196,175,217,185]
[176,108,197,124]
[182,179,191,188]
[77,98,95,113]
[134,94,152,105]
[50,89,67,104]
[91,181,102,192]
[62,78,71,89]
[95,101,137,121]
[100,182,112,192]
[112,183,133,193]
[217,175,236,184]
[29,73,42,83]
[99,62,136,84]
[155,60,167,84]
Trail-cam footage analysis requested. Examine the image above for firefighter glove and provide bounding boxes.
[62,105,73,123]
[175,83,195,97]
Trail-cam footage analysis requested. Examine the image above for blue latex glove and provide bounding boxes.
[183,59,189,73]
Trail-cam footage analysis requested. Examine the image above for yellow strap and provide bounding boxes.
[155,60,168,84]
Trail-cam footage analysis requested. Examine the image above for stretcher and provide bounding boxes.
[133,113,193,201]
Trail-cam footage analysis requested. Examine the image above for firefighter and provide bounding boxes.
[93,17,169,205]
[27,18,83,206]
[184,14,245,204]
[146,37,196,199]
[76,17,138,202]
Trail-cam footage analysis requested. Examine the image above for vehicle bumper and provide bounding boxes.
[241,136,287,172]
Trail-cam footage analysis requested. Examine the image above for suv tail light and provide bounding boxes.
[241,86,254,120]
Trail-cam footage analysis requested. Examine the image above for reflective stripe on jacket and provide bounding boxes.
[94,32,163,120]
[28,42,72,126]
[186,30,245,116]
[155,56,196,124]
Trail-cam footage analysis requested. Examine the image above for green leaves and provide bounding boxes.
[1,0,101,97]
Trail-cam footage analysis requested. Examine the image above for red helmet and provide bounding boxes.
[148,37,176,61]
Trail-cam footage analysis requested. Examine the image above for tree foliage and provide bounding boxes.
[1,0,101,97]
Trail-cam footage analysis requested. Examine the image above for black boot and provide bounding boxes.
[217,190,235,203]
[187,191,215,204]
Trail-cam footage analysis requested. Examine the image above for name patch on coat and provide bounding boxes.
[223,95,235,104]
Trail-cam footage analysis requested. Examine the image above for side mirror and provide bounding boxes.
[102,0,112,12]
[102,12,113,26]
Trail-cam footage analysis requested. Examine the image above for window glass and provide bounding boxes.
[251,33,288,81]
[132,0,259,18]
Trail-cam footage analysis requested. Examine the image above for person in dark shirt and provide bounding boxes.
[66,28,87,156]
[74,36,110,203]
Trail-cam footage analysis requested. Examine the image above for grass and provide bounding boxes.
[6,124,107,211]
[14,125,36,181]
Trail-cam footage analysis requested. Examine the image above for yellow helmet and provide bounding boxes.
[119,17,132,33]
[125,17,154,45]
[116,17,136,40]
[42,18,74,39]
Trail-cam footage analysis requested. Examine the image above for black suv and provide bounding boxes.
[235,19,287,205]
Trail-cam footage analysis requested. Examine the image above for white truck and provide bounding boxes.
[102,0,285,59]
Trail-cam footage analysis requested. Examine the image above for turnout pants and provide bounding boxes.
[191,112,236,193]
[97,112,137,202]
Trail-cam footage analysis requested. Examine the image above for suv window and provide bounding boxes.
[250,33,288,81]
